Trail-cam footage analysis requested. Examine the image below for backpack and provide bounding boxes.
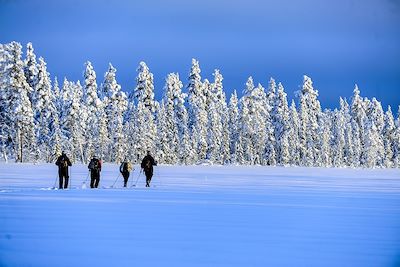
[89,158,100,171]
[144,159,151,171]
[59,156,68,168]
[61,158,68,168]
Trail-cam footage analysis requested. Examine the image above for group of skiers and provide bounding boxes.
[55,150,157,189]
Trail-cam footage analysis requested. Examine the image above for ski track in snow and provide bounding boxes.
[0,163,400,267]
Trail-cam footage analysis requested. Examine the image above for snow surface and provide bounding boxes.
[0,163,400,267]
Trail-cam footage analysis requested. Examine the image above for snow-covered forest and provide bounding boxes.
[0,41,399,167]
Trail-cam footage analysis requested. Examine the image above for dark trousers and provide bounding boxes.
[145,171,153,187]
[90,171,100,188]
[59,170,69,189]
[122,172,130,187]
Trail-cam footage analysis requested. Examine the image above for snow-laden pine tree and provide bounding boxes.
[363,120,384,168]
[240,77,269,165]
[187,59,208,162]
[366,98,385,167]
[2,42,36,162]
[350,84,367,166]
[59,79,86,162]
[393,107,400,167]
[132,102,157,161]
[228,90,240,164]
[130,61,157,159]
[100,63,127,162]
[339,98,354,167]
[159,73,184,164]
[23,42,38,101]
[383,106,395,167]
[33,57,59,161]
[320,110,333,167]
[83,61,102,160]
[273,82,290,165]
[288,100,300,165]
[156,100,171,163]
[298,75,322,166]
[331,106,346,167]
[132,61,157,112]
[207,70,227,164]
[0,43,11,161]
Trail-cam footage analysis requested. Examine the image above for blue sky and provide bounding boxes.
[1,0,399,110]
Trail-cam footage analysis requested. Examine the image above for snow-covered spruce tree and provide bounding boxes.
[23,42,38,101]
[320,110,333,167]
[366,98,385,167]
[207,70,228,164]
[133,102,157,161]
[350,84,367,166]
[59,79,86,162]
[130,61,157,159]
[100,63,127,162]
[298,75,322,167]
[339,98,354,167]
[383,106,395,167]
[288,100,300,165]
[155,100,170,163]
[214,71,230,164]
[331,99,346,167]
[123,101,136,162]
[240,77,269,165]
[238,95,252,164]
[133,61,157,112]
[228,90,240,164]
[83,61,102,161]
[0,43,11,161]
[32,57,60,162]
[394,107,400,167]
[273,82,290,165]
[187,59,208,162]
[332,107,346,167]
[3,42,36,162]
[168,73,191,164]
[363,120,384,168]
[159,73,183,164]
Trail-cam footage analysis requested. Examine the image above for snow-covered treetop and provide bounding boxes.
[101,63,121,99]
[83,61,101,108]
[301,75,318,96]
[134,61,156,112]
[188,58,202,96]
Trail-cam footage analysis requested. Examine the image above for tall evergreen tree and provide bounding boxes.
[3,42,36,162]
[298,75,322,166]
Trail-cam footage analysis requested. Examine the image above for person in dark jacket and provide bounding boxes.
[141,151,157,187]
[119,160,133,187]
[55,151,72,189]
[88,156,102,188]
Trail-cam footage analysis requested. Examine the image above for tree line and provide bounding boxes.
[0,41,399,168]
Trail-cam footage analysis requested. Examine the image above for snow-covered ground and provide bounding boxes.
[0,163,399,267]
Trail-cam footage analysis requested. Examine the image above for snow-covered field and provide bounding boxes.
[0,163,400,267]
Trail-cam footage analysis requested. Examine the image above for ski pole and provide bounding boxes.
[53,175,58,189]
[111,173,121,188]
[83,171,90,183]
[68,168,71,189]
[131,169,142,188]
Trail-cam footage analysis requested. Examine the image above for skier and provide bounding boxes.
[55,151,72,189]
[119,159,133,187]
[141,150,157,187]
[88,155,102,188]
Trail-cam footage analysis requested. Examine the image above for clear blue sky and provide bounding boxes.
[1,0,399,110]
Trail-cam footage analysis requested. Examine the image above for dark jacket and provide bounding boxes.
[141,155,156,173]
[55,154,72,171]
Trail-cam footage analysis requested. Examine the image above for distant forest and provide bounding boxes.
[0,41,399,168]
